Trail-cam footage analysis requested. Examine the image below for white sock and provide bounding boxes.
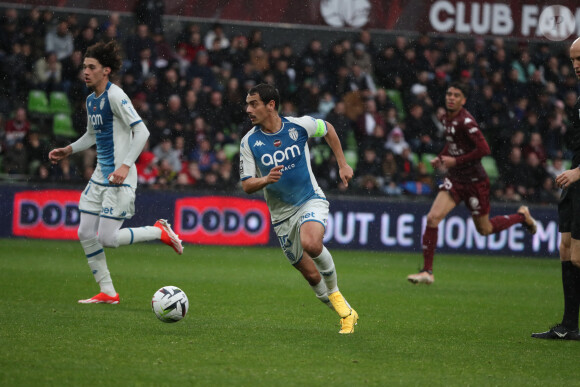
[116,226,161,246]
[312,246,338,294]
[310,279,334,310]
[81,237,116,296]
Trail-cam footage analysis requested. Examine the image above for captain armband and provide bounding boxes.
[313,119,327,137]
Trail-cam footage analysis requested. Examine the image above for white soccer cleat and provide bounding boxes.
[407,270,434,285]
[154,219,184,255]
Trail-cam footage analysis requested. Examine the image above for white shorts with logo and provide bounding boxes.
[273,198,329,265]
[79,179,136,220]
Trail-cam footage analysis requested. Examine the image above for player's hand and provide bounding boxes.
[108,164,130,185]
[430,156,442,169]
[265,165,284,184]
[440,155,457,168]
[556,168,580,189]
[339,164,354,187]
[48,146,72,164]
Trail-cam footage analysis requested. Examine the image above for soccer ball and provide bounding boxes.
[151,286,189,323]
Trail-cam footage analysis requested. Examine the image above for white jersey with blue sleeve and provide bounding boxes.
[86,82,143,188]
[239,115,328,223]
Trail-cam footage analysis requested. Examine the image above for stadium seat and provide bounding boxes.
[344,149,358,170]
[223,143,239,160]
[27,90,50,115]
[52,113,77,138]
[49,91,72,114]
[421,153,437,174]
[385,89,406,120]
[481,156,499,182]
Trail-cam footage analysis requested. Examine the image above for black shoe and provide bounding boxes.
[531,324,580,340]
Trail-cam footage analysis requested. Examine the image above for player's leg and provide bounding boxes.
[408,190,456,284]
[469,179,536,236]
[532,186,580,340]
[101,186,183,254]
[300,220,358,334]
[77,212,119,304]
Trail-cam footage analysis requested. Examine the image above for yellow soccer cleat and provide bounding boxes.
[339,308,358,334]
[328,291,351,318]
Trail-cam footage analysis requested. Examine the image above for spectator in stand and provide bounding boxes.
[25,130,47,175]
[136,151,158,185]
[130,47,159,84]
[3,139,27,174]
[355,98,385,149]
[374,45,403,90]
[165,94,188,137]
[381,150,403,196]
[153,137,182,173]
[523,132,548,166]
[501,146,529,198]
[45,19,74,61]
[124,24,157,67]
[134,0,165,35]
[158,68,185,104]
[348,63,376,99]
[4,107,30,148]
[33,51,62,92]
[522,152,549,201]
[204,23,230,51]
[384,126,408,156]
[74,26,97,53]
[177,160,202,187]
[201,90,233,144]
[345,42,373,77]
[187,50,217,92]
[156,158,178,188]
[189,137,217,173]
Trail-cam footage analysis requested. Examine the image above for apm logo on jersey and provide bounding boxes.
[13,190,82,240]
[174,196,271,245]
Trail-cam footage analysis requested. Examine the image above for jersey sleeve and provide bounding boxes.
[286,116,327,138]
[109,88,143,129]
[455,117,491,165]
[239,132,257,181]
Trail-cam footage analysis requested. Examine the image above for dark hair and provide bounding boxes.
[84,41,122,74]
[248,83,280,110]
[448,81,468,98]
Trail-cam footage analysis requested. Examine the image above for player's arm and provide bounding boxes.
[109,122,150,184]
[323,121,353,187]
[48,130,96,164]
[241,165,284,194]
[555,166,580,189]
[441,126,490,168]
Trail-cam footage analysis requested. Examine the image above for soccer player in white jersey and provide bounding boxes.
[48,41,183,305]
[239,83,359,334]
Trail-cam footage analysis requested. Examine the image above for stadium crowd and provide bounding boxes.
[0,5,578,204]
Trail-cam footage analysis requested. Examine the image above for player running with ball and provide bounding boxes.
[239,83,358,334]
[407,82,537,285]
[49,41,183,304]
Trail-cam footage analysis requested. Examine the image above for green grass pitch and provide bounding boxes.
[0,238,578,386]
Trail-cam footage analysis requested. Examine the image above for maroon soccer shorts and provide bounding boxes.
[439,177,491,216]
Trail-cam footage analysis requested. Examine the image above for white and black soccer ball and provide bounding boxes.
[151,286,189,323]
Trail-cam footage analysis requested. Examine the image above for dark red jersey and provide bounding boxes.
[439,108,491,183]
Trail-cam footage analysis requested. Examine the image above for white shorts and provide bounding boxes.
[273,199,329,265]
[79,180,136,220]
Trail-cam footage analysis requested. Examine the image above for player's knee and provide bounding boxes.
[97,232,119,248]
[426,213,442,227]
[476,223,493,236]
[302,240,322,257]
[77,227,96,242]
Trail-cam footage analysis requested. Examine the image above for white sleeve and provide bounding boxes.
[122,122,150,167]
[239,134,257,180]
[109,87,143,128]
[285,116,327,138]
[70,131,96,153]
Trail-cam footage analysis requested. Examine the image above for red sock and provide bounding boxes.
[422,226,438,272]
[490,213,525,233]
